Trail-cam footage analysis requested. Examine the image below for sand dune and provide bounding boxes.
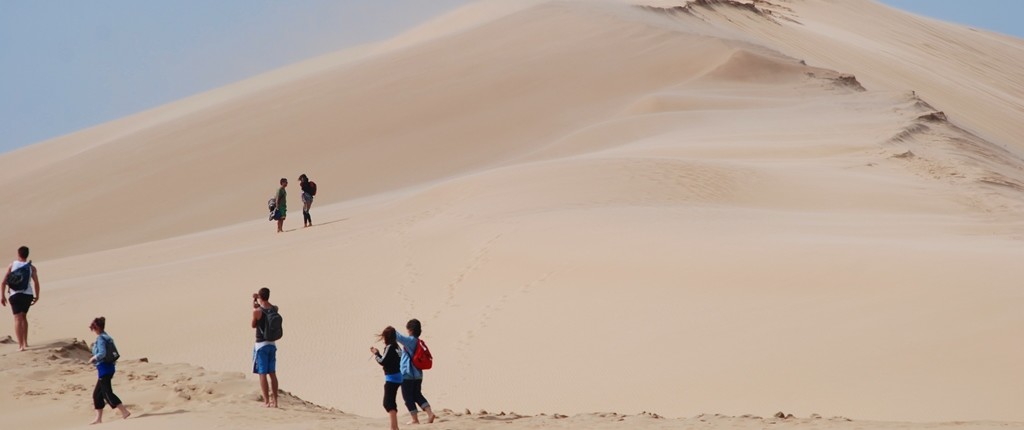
[2,0,1024,427]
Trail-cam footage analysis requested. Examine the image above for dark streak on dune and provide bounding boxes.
[637,0,801,25]
[803,71,867,92]
[885,92,1024,199]
[979,177,1024,191]
[916,111,949,123]
[888,123,931,144]
[832,74,867,91]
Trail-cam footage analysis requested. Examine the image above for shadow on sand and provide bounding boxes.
[282,218,349,233]
[135,410,189,419]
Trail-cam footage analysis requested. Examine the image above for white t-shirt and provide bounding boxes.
[7,261,34,298]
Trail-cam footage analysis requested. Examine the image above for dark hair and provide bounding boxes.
[280,177,288,185]
[299,174,308,183]
[406,319,422,337]
[91,316,106,331]
[17,246,29,259]
[379,326,397,346]
[258,287,270,301]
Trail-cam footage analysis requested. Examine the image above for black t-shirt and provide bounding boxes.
[377,344,401,375]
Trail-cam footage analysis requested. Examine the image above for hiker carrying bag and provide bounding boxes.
[412,338,433,370]
[260,307,284,341]
[268,197,277,221]
[6,261,32,292]
[101,336,120,364]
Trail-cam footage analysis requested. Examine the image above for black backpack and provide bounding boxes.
[260,307,283,341]
[101,335,120,363]
[308,181,317,196]
[6,261,32,292]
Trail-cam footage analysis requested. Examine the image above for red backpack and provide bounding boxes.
[412,338,433,370]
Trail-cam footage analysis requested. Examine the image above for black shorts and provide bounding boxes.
[9,294,32,315]
[383,381,400,412]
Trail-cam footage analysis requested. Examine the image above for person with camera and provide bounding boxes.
[251,287,281,408]
[371,326,403,430]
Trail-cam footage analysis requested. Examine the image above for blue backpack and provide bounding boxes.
[6,261,32,292]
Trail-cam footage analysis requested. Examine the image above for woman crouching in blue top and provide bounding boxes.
[371,326,403,430]
[395,318,436,424]
[88,317,131,424]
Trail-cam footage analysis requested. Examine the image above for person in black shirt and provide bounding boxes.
[298,174,315,228]
[371,326,403,430]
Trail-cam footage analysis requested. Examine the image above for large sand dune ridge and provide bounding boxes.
[1,0,1023,426]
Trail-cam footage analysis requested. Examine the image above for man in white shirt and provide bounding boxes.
[1,246,41,351]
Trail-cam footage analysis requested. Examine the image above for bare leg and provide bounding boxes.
[14,313,27,351]
[276,218,284,233]
[20,313,28,349]
[259,374,271,407]
[424,406,436,423]
[407,411,420,425]
[268,373,279,408]
[90,408,103,425]
[116,404,131,419]
[389,410,401,430]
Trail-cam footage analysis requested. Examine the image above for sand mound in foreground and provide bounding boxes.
[1,339,1016,430]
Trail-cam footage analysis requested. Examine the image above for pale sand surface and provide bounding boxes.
[1,339,1018,429]
[2,0,1024,428]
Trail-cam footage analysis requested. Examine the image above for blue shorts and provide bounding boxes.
[253,344,277,374]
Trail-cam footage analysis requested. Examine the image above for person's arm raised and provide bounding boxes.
[252,308,262,329]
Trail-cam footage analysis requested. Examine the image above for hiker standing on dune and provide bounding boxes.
[1,246,40,352]
[252,287,282,408]
[88,316,131,424]
[396,318,436,424]
[273,178,288,233]
[298,174,316,228]
[372,326,403,430]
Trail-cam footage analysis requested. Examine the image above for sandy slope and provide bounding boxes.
[1,339,1017,429]
[2,0,1024,427]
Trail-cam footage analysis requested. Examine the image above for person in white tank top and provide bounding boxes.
[1,246,41,351]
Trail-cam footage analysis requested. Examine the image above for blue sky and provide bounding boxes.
[0,0,471,153]
[1,1,1020,153]
[882,0,1024,37]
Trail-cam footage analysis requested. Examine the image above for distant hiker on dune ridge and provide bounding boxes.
[88,316,131,424]
[299,174,317,228]
[273,178,288,233]
[372,326,403,430]
[1,246,40,352]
